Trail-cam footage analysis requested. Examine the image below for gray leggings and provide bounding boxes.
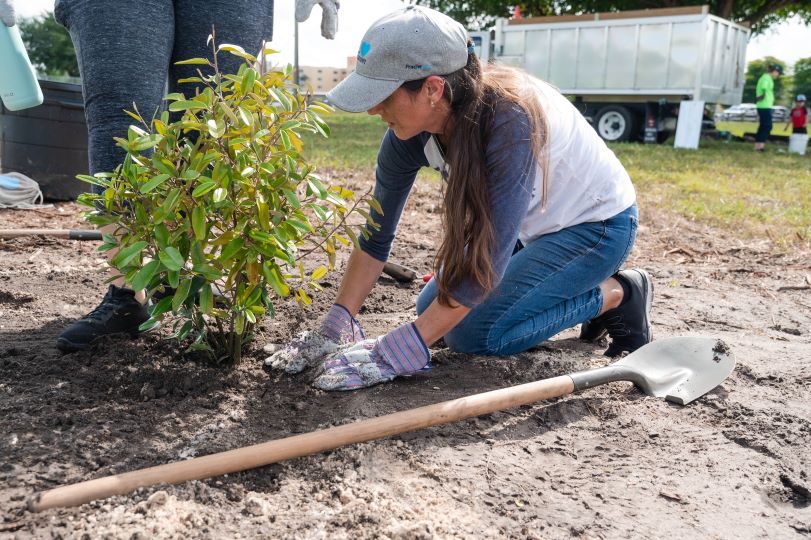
[55,0,274,189]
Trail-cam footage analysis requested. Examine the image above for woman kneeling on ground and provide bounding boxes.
[265,6,653,391]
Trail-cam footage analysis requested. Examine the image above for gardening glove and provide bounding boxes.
[313,323,430,391]
[295,0,339,39]
[0,0,16,27]
[264,303,364,374]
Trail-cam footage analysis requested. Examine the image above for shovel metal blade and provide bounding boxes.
[570,336,735,405]
[616,336,735,405]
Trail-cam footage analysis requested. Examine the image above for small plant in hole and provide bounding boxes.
[78,36,379,362]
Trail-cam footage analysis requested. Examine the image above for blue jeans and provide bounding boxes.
[416,204,638,355]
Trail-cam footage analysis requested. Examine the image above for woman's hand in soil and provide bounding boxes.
[312,323,430,391]
[263,304,364,373]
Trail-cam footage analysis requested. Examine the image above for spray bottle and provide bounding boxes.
[0,21,44,111]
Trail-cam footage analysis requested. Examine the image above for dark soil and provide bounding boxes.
[1,179,810,539]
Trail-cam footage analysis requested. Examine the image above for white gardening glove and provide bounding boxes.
[0,0,16,27]
[264,304,364,373]
[295,0,339,40]
[313,323,431,391]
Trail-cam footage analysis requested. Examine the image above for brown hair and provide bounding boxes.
[402,47,549,306]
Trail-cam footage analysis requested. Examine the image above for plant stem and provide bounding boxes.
[295,187,373,261]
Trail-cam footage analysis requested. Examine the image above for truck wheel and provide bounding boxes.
[595,106,635,142]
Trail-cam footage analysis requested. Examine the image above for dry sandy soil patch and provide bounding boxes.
[1,178,810,538]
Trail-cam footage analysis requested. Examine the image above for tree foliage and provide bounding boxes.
[793,57,811,100]
[18,14,79,78]
[743,57,788,104]
[410,0,810,34]
[78,40,376,362]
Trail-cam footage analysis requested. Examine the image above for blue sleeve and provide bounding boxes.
[359,129,429,262]
[450,102,535,307]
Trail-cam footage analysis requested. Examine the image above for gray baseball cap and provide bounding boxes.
[327,5,469,113]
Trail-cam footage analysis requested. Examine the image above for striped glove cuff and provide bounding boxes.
[376,322,430,376]
[319,303,365,344]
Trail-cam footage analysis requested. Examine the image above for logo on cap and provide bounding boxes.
[357,41,371,65]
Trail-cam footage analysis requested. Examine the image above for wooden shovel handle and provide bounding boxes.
[0,229,70,239]
[0,229,101,240]
[30,375,574,511]
[382,261,418,282]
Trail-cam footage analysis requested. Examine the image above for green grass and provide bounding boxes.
[301,111,386,171]
[611,139,811,244]
[301,110,441,182]
[302,111,811,244]
[715,120,808,139]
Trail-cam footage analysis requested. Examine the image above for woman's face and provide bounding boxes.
[367,77,448,140]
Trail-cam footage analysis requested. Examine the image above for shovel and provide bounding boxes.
[28,336,733,512]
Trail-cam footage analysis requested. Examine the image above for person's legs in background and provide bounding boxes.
[171,0,274,92]
[55,0,176,351]
[755,107,772,152]
[55,0,174,181]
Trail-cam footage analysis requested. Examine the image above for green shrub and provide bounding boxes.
[78,39,377,362]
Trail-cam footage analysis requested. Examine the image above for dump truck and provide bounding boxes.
[470,6,750,143]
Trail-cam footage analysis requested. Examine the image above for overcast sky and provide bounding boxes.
[18,0,811,70]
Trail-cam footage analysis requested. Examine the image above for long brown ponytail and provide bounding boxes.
[403,47,549,307]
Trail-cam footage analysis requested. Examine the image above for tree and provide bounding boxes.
[743,57,789,105]
[79,44,372,361]
[411,0,811,34]
[793,57,811,100]
[18,14,79,78]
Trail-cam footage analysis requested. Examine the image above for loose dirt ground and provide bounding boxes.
[1,177,810,539]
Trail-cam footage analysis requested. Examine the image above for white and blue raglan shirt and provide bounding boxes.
[360,77,636,308]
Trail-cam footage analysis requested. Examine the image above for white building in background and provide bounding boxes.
[298,65,349,95]
[295,56,357,95]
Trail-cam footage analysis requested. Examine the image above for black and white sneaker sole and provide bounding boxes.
[631,267,654,345]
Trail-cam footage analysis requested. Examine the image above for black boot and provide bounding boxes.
[57,285,151,352]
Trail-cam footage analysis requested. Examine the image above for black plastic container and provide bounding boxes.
[0,79,88,201]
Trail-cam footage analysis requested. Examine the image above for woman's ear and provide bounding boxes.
[424,75,446,103]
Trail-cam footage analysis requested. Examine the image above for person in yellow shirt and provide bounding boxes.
[754,64,782,152]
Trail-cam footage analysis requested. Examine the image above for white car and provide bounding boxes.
[716,103,789,123]
[772,106,789,122]
[716,103,758,122]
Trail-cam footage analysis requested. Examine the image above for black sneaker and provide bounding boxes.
[578,319,608,342]
[581,268,653,357]
[56,285,151,352]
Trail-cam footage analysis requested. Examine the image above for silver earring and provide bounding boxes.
[430,101,435,108]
